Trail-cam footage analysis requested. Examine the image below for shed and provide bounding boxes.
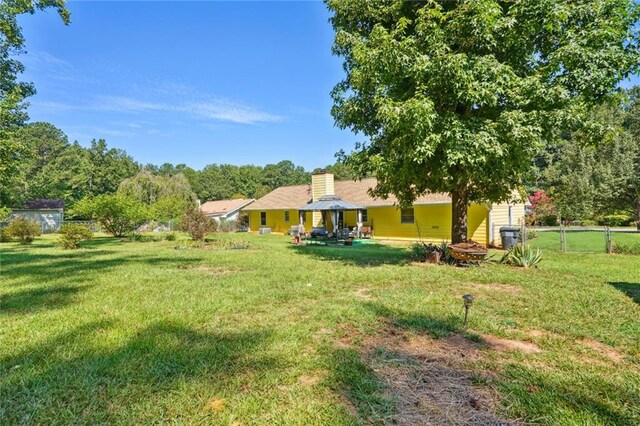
[10,199,64,233]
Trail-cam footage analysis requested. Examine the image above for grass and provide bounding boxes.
[1,233,639,424]
[528,229,640,253]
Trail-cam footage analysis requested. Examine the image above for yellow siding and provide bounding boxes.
[467,204,488,244]
[366,204,489,244]
[249,210,313,233]
[490,203,526,246]
[248,204,490,244]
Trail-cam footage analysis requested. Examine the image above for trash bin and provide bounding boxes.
[499,227,520,249]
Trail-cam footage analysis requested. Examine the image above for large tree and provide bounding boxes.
[0,1,70,198]
[328,0,640,242]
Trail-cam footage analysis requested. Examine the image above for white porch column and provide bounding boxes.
[356,209,363,238]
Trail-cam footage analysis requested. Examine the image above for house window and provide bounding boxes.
[338,211,344,228]
[260,212,267,226]
[361,209,368,222]
[400,208,414,224]
[284,211,290,222]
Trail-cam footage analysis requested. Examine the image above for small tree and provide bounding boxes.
[58,223,93,249]
[6,216,41,244]
[179,208,217,241]
[74,194,148,237]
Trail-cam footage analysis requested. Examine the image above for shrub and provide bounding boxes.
[408,241,455,264]
[540,215,558,226]
[179,209,217,241]
[518,229,537,242]
[600,214,634,227]
[6,216,41,244]
[612,241,640,255]
[581,219,597,226]
[218,219,237,233]
[499,245,542,268]
[0,226,13,242]
[164,232,177,241]
[59,223,93,249]
[74,194,149,237]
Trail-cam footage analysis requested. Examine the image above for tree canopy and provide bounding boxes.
[328,0,640,241]
[0,0,70,193]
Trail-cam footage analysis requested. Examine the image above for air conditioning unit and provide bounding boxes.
[258,227,271,235]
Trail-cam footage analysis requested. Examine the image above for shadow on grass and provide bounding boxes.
[364,301,464,338]
[0,285,88,315]
[288,243,408,267]
[0,320,277,423]
[498,364,640,424]
[1,247,204,286]
[324,302,469,424]
[361,303,639,424]
[608,282,640,305]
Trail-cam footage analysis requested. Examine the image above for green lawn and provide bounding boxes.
[528,229,640,253]
[1,234,639,424]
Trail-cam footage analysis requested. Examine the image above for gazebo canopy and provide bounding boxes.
[299,195,363,211]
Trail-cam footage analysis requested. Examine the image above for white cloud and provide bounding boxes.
[96,95,283,124]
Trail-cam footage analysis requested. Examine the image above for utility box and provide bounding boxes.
[499,227,520,249]
[258,228,271,235]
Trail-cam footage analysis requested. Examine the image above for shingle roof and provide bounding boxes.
[243,185,312,210]
[243,177,451,211]
[200,198,255,217]
[24,199,64,209]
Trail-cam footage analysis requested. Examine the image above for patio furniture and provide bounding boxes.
[360,226,373,239]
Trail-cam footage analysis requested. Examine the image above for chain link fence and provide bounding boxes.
[493,223,640,253]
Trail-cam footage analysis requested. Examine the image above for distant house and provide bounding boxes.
[10,199,64,233]
[242,172,525,246]
[200,198,255,223]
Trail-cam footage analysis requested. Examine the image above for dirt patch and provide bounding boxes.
[357,329,518,425]
[480,334,542,354]
[578,338,625,362]
[526,329,565,340]
[297,372,326,387]
[179,264,233,276]
[353,288,375,301]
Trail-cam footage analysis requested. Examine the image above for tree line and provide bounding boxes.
[0,121,354,216]
[526,90,640,227]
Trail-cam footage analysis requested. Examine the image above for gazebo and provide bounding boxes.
[298,195,364,242]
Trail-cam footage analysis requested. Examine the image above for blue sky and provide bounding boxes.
[18,1,355,170]
[17,1,640,171]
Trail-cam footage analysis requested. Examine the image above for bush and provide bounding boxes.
[612,241,640,255]
[600,214,634,227]
[518,229,537,242]
[164,232,177,241]
[6,217,41,244]
[581,219,597,226]
[408,241,455,264]
[0,226,13,242]
[179,209,217,241]
[540,215,558,226]
[59,223,93,249]
[218,219,237,233]
[499,245,542,268]
[74,194,149,237]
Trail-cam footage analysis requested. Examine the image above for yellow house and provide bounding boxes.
[243,172,525,246]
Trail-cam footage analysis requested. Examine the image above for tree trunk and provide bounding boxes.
[451,188,468,244]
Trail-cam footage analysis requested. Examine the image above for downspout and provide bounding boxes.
[488,206,493,246]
